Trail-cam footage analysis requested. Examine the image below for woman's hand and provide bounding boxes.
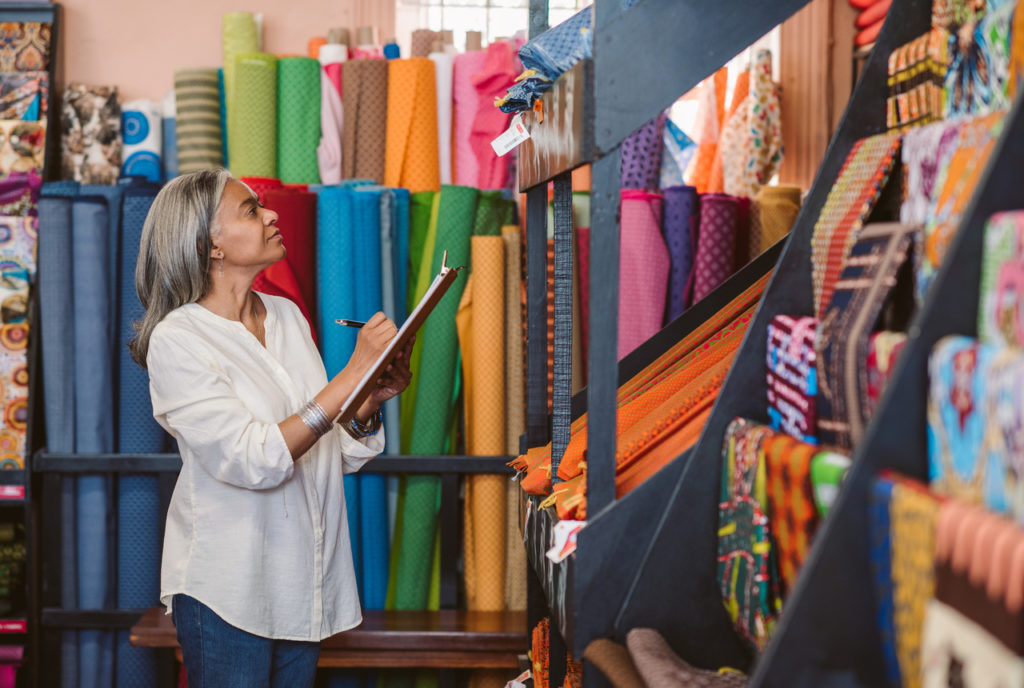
[355,335,415,420]
[346,312,398,378]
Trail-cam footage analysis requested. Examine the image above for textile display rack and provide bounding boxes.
[515,0,812,685]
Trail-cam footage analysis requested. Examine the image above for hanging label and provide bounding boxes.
[491,113,530,156]
[523,497,533,544]
[506,669,531,688]
[546,519,585,563]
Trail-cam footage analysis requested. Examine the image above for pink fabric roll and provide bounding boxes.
[317,69,343,184]
[324,62,342,96]
[470,41,519,189]
[453,50,487,187]
[618,189,669,360]
[691,193,740,303]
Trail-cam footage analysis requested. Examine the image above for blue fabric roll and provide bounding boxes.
[72,196,116,688]
[352,187,389,609]
[116,187,163,687]
[378,189,402,462]
[218,68,229,168]
[384,43,400,59]
[81,184,123,357]
[662,186,700,323]
[163,116,178,180]
[38,189,79,688]
[317,187,363,599]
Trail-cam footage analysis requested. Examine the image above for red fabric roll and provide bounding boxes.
[239,176,283,203]
[856,0,891,27]
[848,0,882,9]
[855,18,885,46]
[264,187,318,318]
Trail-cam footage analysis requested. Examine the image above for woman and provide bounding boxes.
[129,169,412,687]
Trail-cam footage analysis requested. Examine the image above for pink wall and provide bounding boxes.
[59,0,396,102]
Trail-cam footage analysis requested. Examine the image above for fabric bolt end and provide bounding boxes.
[62,84,121,184]
[618,189,668,360]
[228,52,278,178]
[384,58,440,193]
[174,68,224,174]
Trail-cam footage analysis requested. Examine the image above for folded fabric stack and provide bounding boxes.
[766,315,818,444]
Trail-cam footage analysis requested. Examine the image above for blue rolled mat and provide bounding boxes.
[38,190,79,688]
[116,187,163,687]
[72,196,116,688]
[353,187,389,609]
[218,68,229,168]
[317,187,363,600]
[163,115,178,179]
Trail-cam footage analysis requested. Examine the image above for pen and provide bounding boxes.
[335,319,366,329]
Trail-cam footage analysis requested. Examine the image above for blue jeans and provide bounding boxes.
[172,594,320,688]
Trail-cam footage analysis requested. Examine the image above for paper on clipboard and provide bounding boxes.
[335,250,464,424]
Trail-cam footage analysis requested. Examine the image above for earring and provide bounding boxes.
[218,257,224,276]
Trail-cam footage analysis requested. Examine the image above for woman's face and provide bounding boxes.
[211,179,284,274]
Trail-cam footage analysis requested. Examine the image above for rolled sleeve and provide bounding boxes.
[336,422,385,474]
[148,327,295,490]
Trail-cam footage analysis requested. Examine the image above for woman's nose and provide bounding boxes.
[262,208,279,224]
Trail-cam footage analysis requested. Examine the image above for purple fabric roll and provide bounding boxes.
[0,170,41,216]
[661,185,699,323]
[692,193,740,303]
[620,111,667,190]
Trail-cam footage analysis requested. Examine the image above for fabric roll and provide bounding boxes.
[0,119,44,174]
[218,68,229,167]
[342,60,388,183]
[660,119,697,190]
[979,211,1024,347]
[238,175,281,202]
[868,478,901,687]
[161,91,178,180]
[626,628,747,688]
[0,71,48,121]
[72,197,115,688]
[452,51,487,187]
[379,189,403,464]
[0,22,51,72]
[618,190,668,360]
[749,185,801,260]
[817,223,916,449]
[221,12,259,127]
[308,37,327,60]
[866,331,907,417]
[766,315,818,444]
[384,43,400,59]
[174,68,223,173]
[763,433,819,594]
[121,99,162,182]
[429,51,454,185]
[394,185,478,609]
[385,58,440,193]
[411,29,440,58]
[899,119,960,226]
[661,186,699,322]
[0,217,35,469]
[810,452,851,518]
[0,170,40,217]
[621,113,667,190]
[691,193,740,303]
[318,67,344,185]
[62,84,121,184]
[277,57,321,184]
[720,51,783,198]
[687,68,728,193]
[470,41,518,189]
[584,639,646,688]
[229,53,277,178]
[264,187,318,317]
[708,70,750,195]
[811,132,901,317]
[458,237,507,612]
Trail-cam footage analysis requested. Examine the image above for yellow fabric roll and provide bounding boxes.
[385,58,441,193]
[749,185,802,261]
[502,225,528,611]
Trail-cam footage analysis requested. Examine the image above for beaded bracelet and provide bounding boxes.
[347,407,383,439]
[298,400,333,438]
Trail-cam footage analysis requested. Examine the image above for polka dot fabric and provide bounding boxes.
[620,112,667,191]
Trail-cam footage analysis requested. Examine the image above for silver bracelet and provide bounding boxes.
[298,400,333,438]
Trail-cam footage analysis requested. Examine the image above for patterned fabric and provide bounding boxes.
[749,185,801,261]
[810,132,901,318]
[618,190,668,360]
[692,193,740,303]
[763,431,819,595]
[0,72,47,121]
[731,50,783,198]
[708,70,749,195]
[766,315,818,444]
[921,599,1024,687]
[0,171,40,217]
[982,347,1024,518]
[625,628,747,688]
[532,618,550,688]
[410,29,440,58]
[228,52,278,178]
[810,452,851,518]
[979,211,1024,347]
[886,28,950,131]
[0,121,43,176]
[687,68,728,194]
[818,223,917,449]
[866,331,907,416]
[890,482,940,688]
[61,84,122,185]
[620,112,667,191]
[1010,0,1024,99]
[944,1,1014,117]
[0,22,51,72]
[121,99,163,182]
[174,69,224,173]
[342,60,389,183]
[0,217,36,468]
[920,111,1004,298]
[927,337,998,505]
[660,118,697,190]
[661,185,699,322]
[384,58,440,193]
[717,418,781,651]
[868,477,901,688]
[899,118,962,226]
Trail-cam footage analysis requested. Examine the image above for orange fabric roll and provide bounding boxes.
[308,37,327,59]
[385,58,441,192]
[707,71,750,194]
[855,18,884,46]
[856,0,891,28]
[687,68,728,193]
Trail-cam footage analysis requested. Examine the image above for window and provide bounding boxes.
[395,0,589,54]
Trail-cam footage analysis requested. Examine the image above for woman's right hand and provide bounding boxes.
[345,312,398,379]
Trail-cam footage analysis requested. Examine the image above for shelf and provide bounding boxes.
[41,609,145,630]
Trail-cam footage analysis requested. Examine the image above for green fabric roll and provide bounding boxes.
[472,191,516,237]
[393,185,478,610]
[221,12,259,131]
[229,52,277,178]
[175,69,224,173]
[277,57,321,184]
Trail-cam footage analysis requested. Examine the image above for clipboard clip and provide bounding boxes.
[441,250,466,273]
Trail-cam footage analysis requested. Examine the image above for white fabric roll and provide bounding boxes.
[429,50,454,185]
[121,98,162,182]
[319,44,348,66]
[317,70,343,185]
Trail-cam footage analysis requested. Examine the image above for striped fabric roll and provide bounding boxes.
[174,69,224,173]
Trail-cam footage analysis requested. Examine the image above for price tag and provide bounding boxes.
[491,113,530,156]
[546,519,585,563]
[506,670,531,688]
[0,486,23,500]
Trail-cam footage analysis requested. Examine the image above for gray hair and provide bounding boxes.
[129,168,233,367]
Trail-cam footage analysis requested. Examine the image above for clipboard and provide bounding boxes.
[335,250,465,424]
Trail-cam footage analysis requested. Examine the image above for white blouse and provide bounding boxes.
[148,292,383,641]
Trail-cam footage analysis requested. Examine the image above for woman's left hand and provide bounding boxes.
[356,336,415,419]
